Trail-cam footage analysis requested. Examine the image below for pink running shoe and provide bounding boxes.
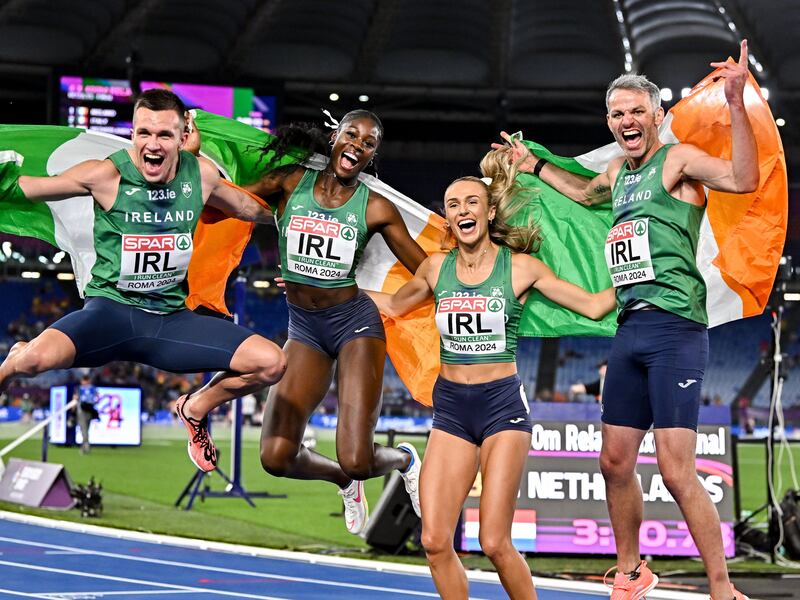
[175,395,217,472]
[338,479,369,535]
[604,560,659,600]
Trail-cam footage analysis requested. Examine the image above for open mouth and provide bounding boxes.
[621,130,642,149]
[457,219,477,234]
[339,151,359,171]
[142,153,165,176]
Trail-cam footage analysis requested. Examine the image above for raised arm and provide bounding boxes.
[18,159,118,208]
[513,253,616,320]
[199,158,274,224]
[680,40,759,193]
[491,132,614,206]
[244,166,300,201]
[184,111,299,208]
[367,255,437,317]
[367,193,428,273]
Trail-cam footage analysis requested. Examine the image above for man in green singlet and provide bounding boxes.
[0,89,286,473]
[496,41,758,600]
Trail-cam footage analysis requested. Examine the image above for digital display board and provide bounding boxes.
[59,76,277,135]
[461,403,735,557]
[49,385,142,446]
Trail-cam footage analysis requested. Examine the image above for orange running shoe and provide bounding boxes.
[175,395,217,472]
[604,560,659,600]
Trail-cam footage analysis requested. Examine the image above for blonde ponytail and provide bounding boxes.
[478,149,543,254]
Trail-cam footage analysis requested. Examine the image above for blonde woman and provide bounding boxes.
[369,152,615,599]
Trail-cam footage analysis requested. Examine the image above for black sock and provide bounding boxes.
[625,564,642,580]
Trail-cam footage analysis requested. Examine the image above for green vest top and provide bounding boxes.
[84,149,203,313]
[434,246,523,365]
[606,144,707,325]
[277,169,370,288]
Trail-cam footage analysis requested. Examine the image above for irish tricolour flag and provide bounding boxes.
[0,62,787,406]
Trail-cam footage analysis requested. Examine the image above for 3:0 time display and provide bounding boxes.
[572,518,734,551]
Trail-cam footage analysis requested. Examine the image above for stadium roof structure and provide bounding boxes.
[0,0,796,168]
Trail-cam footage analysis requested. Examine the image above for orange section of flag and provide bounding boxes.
[381,216,446,407]
[186,180,267,315]
[669,64,787,318]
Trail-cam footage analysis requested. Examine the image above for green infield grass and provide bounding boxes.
[1,422,799,576]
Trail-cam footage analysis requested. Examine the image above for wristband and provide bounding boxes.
[533,158,548,178]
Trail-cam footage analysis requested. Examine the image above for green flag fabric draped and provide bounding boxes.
[0,113,616,337]
[191,111,618,337]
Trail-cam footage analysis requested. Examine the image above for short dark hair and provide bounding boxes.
[133,89,187,124]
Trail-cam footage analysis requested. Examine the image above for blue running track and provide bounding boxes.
[0,511,684,600]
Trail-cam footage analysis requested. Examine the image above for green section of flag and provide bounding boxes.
[0,125,85,247]
[192,112,617,337]
[514,141,616,337]
[193,110,306,196]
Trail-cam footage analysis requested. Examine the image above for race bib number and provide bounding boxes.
[117,233,192,291]
[436,296,506,355]
[604,218,655,287]
[286,215,357,280]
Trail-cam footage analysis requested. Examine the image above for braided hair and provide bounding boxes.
[259,110,384,177]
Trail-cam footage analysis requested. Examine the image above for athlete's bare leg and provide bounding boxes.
[478,429,537,599]
[182,334,286,419]
[259,340,350,487]
[335,336,410,480]
[655,428,732,600]
[599,423,648,574]
[0,329,76,393]
[420,429,480,599]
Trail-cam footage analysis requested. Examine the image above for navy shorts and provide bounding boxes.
[50,296,255,373]
[287,290,385,358]
[432,374,532,445]
[602,309,708,431]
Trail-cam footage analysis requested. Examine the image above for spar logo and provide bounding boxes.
[123,235,175,252]
[439,297,487,313]
[606,219,646,243]
[290,216,342,237]
[487,298,503,312]
[175,234,191,250]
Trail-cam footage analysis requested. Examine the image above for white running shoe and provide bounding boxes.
[397,442,421,517]
[338,479,369,535]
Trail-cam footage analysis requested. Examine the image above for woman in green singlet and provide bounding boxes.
[244,110,427,536]
[368,150,616,599]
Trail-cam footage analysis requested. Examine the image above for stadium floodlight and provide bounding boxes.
[660,88,673,102]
